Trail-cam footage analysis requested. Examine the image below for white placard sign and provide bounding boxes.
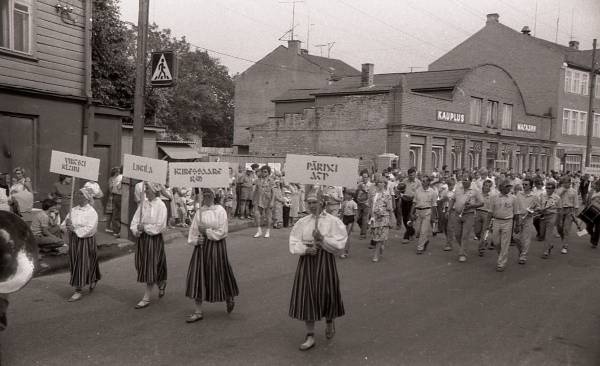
[50,150,100,181]
[285,154,359,187]
[122,154,168,184]
[169,162,230,188]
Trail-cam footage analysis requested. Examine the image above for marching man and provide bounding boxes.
[490,179,519,272]
[514,178,539,264]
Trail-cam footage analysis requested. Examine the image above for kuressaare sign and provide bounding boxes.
[169,162,230,187]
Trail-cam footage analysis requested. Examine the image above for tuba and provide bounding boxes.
[0,210,37,294]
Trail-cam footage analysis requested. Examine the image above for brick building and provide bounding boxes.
[233,40,358,154]
[250,62,554,174]
[430,13,600,173]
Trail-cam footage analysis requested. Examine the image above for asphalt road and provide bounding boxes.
[2,226,600,366]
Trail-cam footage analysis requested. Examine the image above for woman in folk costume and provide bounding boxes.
[289,190,347,351]
[130,182,168,309]
[369,174,394,262]
[61,187,101,302]
[83,180,105,220]
[185,188,239,323]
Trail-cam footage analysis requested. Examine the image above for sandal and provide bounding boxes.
[325,320,336,339]
[299,333,315,351]
[186,312,203,323]
[134,299,151,309]
[158,283,167,298]
[226,299,235,314]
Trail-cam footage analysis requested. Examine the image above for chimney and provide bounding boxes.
[361,63,374,87]
[300,48,308,55]
[288,40,301,55]
[486,13,499,24]
[568,40,579,50]
[521,26,531,35]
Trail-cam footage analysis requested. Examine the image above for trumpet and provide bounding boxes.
[0,211,37,294]
[458,191,472,219]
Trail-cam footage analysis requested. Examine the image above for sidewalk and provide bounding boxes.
[35,217,255,277]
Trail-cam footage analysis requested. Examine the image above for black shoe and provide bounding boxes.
[226,299,235,314]
[158,283,167,298]
[325,320,335,339]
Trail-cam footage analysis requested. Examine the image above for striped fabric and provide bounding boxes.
[186,238,239,302]
[289,249,345,322]
[68,233,101,288]
[135,233,167,285]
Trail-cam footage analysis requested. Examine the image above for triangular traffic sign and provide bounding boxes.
[151,54,173,82]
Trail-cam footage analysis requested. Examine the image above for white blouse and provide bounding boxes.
[60,204,98,238]
[289,212,347,255]
[188,204,228,243]
[130,198,167,236]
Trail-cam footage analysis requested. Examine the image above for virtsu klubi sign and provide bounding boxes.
[50,150,100,181]
[285,154,359,187]
[168,162,230,188]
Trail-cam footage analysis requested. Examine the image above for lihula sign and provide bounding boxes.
[285,154,359,187]
[169,162,230,188]
[122,154,168,185]
[50,150,100,181]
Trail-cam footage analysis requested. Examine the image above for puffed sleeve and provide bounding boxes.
[130,204,142,237]
[144,200,167,235]
[74,206,98,238]
[206,206,228,241]
[289,217,308,255]
[187,210,202,244]
[319,215,348,254]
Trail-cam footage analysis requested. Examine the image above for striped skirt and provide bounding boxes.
[68,233,101,289]
[289,248,345,322]
[186,239,239,302]
[135,233,167,285]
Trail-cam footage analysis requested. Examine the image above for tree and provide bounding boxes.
[91,0,135,109]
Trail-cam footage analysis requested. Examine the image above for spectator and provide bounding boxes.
[31,199,64,255]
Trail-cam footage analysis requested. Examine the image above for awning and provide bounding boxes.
[158,145,205,160]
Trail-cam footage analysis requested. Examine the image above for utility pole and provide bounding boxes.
[133,0,149,157]
[585,38,597,168]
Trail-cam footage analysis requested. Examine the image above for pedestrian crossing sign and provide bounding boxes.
[150,51,177,87]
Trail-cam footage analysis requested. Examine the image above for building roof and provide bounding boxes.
[404,68,471,91]
[272,88,318,102]
[312,73,404,95]
[300,53,360,77]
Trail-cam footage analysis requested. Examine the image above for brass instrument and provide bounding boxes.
[0,211,37,294]
[458,191,471,218]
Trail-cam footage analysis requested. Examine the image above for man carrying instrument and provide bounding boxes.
[515,178,540,265]
[474,179,495,256]
[553,176,579,255]
[448,174,483,262]
[584,179,600,248]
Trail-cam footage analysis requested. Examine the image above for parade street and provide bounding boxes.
[3,226,600,366]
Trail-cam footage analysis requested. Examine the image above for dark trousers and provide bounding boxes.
[357,204,369,237]
[587,220,600,246]
[401,199,415,239]
[394,198,402,228]
[110,194,122,233]
[283,206,291,227]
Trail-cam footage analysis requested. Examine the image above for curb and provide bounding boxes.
[35,220,256,277]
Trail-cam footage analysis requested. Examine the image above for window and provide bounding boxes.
[485,100,499,127]
[569,110,578,135]
[591,156,600,170]
[594,113,600,138]
[563,108,590,136]
[596,75,600,98]
[0,0,31,53]
[565,67,592,95]
[565,155,582,173]
[409,145,423,172]
[581,73,589,95]
[501,104,513,129]
[469,97,482,125]
[578,112,587,136]
[562,109,569,135]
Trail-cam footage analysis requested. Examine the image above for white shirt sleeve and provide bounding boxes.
[130,204,142,237]
[289,216,309,255]
[187,210,202,244]
[206,206,228,241]
[319,214,348,254]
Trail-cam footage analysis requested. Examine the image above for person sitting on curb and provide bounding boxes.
[31,199,65,256]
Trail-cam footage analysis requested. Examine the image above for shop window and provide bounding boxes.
[485,100,498,128]
[591,156,600,170]
[501,104,512,130]
[469,97,482,125]
[432,146,444,171]
[409,145,423,172]
[564,154,582,173]
[0,0,32,53]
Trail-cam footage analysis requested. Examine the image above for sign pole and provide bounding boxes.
[69,177,76,219]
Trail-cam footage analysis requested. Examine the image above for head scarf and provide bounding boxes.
[201,188,216,197]
[145,182,162,195]
[79,187,94,204]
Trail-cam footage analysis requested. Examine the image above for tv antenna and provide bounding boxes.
[315,42,335,58]
[279,0,304,40]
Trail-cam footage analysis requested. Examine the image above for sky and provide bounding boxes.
[118,0,600,76]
